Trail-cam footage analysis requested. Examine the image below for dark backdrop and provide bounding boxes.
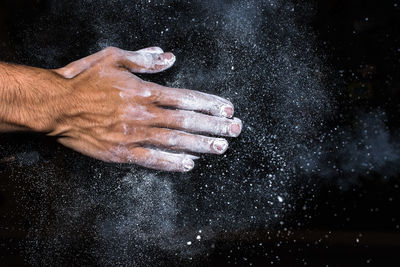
[0,0,399,266]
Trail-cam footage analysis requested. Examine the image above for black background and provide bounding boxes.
[1,0,400,266]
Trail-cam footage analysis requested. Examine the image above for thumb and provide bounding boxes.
[119,46,176,74]
[53,46,176,78]
[53,46,119,78]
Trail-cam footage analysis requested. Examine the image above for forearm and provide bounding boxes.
[0,62,67,133]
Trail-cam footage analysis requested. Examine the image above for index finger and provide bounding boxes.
[147,83,235,118]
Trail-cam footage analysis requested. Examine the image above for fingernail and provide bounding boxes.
[163,52,173,60]
[182,158,194,172]
[213,139,228,154]
[229,118,242,137]
[158,53,176,67]
[220,105,234,118]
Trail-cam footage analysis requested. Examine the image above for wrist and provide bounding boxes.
[0,62,71,133]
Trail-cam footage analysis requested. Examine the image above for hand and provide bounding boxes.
[48,46,242,172]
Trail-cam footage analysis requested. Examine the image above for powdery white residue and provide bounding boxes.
[136,46,164,54]
[145,149,193,172]
[121,105,156,121]
[160,130,228,154]
[122,123,128,136]
[179,110,241,137]
[177,91,233,117]
[127,52,155,69]
[127,51,176,71]
[115,85,152,98]
[105,144,136,163]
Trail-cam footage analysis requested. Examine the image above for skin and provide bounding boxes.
[0,46,242,172]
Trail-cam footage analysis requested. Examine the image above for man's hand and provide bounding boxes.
[0,47,242,172]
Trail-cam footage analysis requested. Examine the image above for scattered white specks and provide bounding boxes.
[123,124,128,136]
[24,1,385,266]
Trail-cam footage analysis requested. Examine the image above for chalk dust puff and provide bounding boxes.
[16,0,334,265]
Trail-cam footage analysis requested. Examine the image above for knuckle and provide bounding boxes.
[141,80,157,89]
[144,128,157,142]
[148,89,162,103]
[103,46,122,59]
[166,132,180,147]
